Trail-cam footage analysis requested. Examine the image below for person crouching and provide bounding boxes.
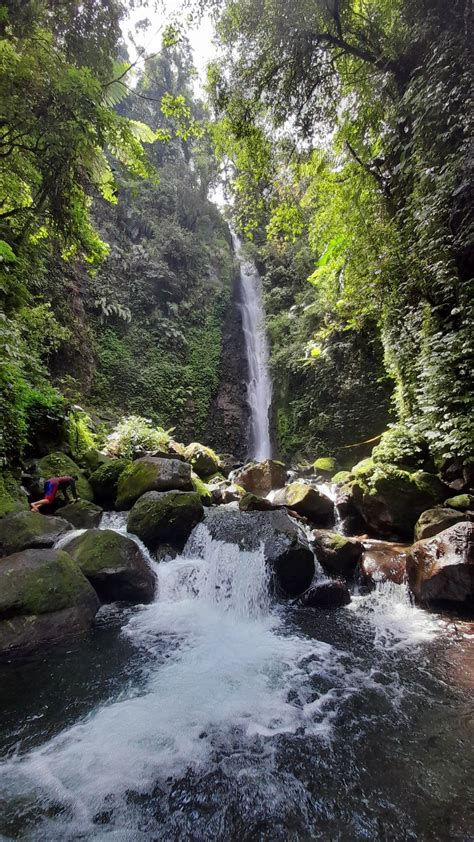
[31,475,79,513]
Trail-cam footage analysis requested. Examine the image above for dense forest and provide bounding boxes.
[1,0,472,492]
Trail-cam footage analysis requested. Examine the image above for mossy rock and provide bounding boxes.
[116,457,192,510]
[239,492,280,512]
[273,482,333,521]
[0,548,97,617]
[351,457,375,478]
[414,507,468,541]
[445,494,474,512]
[311,529,363,577]
[191,472,212,506]
[127,490,204,552]
[0,511,72,557]
[0,471,29,518]
[183,443,221,478]
[55,500,103,529]
[332,470,352,485]
[351,462,448,538]
[89,459,131,506]
[313,457,337,475]
[37,452,93,501]
[65,529,156,604]
[0,548,99,657]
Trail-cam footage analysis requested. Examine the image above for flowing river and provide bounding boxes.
[0,513,473,840]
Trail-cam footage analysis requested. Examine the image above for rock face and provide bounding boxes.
[0,511,72,557]
[349,465,448,538]
[89,460,131,506]
[127,490,204,552]
[37,452,93,501]
[406,522,474,605]
[65,529,156,604]
[0,548,99,657]
[414,507,468,541]
[202,508,315,597]
[233,460,287,496]
[56,500,103,529]
[183,443,221,478]
[273,482,334,522]
[239,493,281,512]
[116,457,193,510]
[299,580,351,608]
[311,530,363,577]
[358,540,407,586]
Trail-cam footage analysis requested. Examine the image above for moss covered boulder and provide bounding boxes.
[184,443,221,478]
[332,470,352,485]
[191,472,212,506]
[37,452,93,501]
[55,500,103,530]
[116,457,193,510]
[445,494,474,512]
[273,482,333,522]
[0,471,29,518]
[233,460,287,496]
[0,511,72,557]
[127,490,204,552]
[414,507,468,541]
[65,529,155,604]
[311,530,364,577]
[313,457,337,476]
[89,459,131,506]
[0,548,99,658]
[349,463,448,538]
[406,522,474,606]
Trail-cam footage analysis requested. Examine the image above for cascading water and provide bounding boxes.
[233,232,272,460]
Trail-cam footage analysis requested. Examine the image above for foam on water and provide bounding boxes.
[349,579,441,650]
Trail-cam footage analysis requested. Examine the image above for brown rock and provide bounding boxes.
[406,522,474,605]
[233,460,287,496]
[299,580,351,608]
[359,539,407,585]
[311,530,363,577]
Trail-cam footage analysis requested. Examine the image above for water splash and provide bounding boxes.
[233,232,272,461]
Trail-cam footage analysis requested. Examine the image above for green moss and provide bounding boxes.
[183,443,220,478]
[331,470,352,484]
[372,425,432,470]
[0,549,91,616]
[0,511,71,555]
[127,490,204,548]
[0,471,28,518]
[191,472,212,506]
[37,452,93,501]
[89,459,131,505]
[313,457,336,473]
[444,494,474,511]
[66,530,127,576]
[328,533,350,550]
[115,461,162,510]
[351,457,375,478]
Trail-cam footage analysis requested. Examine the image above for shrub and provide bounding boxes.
[105,415,173,459]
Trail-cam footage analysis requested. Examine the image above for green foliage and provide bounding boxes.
[105,416,173,460]
[67,410,98,463]
[372,425,431,470]
[0,470,29,517]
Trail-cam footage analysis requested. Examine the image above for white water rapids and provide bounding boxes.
[233,233,272,461]
[0,513,447,840]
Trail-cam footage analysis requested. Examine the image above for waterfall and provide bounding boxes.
[232,232,272,461]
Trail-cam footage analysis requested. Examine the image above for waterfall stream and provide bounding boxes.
[233,232,272,460]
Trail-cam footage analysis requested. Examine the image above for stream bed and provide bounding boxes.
[0,519,473,841]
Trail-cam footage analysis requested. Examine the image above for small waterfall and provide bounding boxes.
[232,232,272,461]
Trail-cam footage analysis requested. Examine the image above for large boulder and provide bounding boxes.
[298,580,351,608]
[127,490,204,552]
[233,460,287,496]
[116,457,193,510]
[0,548,99,658]
[89,459,131,506]
[55,500,103,529]
[311,530,363,577]
[414,507,468,541]
[348,463,448,538]
[273,482,333,522]
[37,452,93,501]
[65,529,155,604]
[406,522,474,606]
[201,508,315,597]
[0,511,72,557]
[183,443,221,478]
[0,471,29,518]
[358,540,407,586]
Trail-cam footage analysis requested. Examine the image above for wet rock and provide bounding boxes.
[273,482,333,522]
[127,490,204,552]
[414,507,468,541]
[0,511,72,557]
[349,463,448,538]
[65,529,155,604]
[183,443,221,478]
[89,459,131,506]
[358,540,407,585]
[202,508,315,597]
[311,530,363,577]
[239,493,281,512]
[116,457,193,510]
[37,452,93,501]
[233,460,287,496]
[55,500,103,529]
[406,522,474,606]
[0,548,99,658]
[298,580,351,608]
